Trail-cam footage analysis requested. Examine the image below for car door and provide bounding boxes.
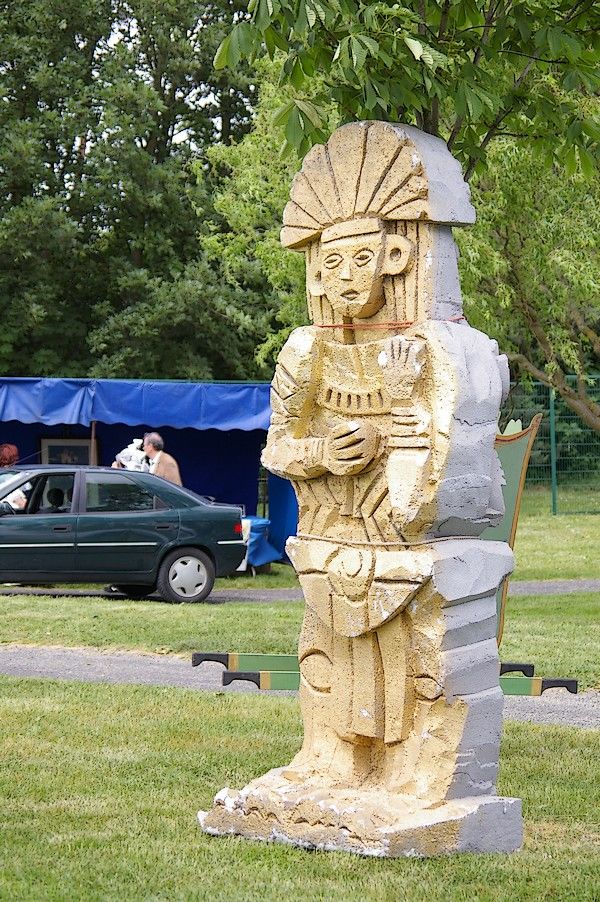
[76,470,179,579]
[0,471,77,579]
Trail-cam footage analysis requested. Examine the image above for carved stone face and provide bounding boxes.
[318,219,413,319]
[321,232,386,318]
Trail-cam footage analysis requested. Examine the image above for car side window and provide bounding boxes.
[85,472,166,513]
[34,474,76,514]
[3,473,75,514]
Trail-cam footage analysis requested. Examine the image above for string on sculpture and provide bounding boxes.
[315,315,467,330]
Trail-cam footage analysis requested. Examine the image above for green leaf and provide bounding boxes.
[421,47,434,68]
[546,27,563,59]
[233,23,257,58]
[294,99,323,128]
[264,25,288,54]
[562,69,581,91]
[213,35,231,70]
[290,57,305,89]
[273,101,294,127]
[464,85,483,120]
[285,104,305,150]
[564,144,578,177]
[378,48,393,68]
[333,37,351,66]
[582,119,600,142]
[255,0,275,31]
[350,36,367,70]
[404,37,423,60]
[364,78,378,111]
[311,0,329,25]
[454,83,467,118]
[357,35,379,56]
[578,146,596,179]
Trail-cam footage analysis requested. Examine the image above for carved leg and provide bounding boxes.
[283,606,376,786]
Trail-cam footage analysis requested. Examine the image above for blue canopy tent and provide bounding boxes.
[0,377,297,536]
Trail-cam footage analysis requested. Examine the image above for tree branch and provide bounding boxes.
[437,0,451,40]
[464,58,535,179]
[570,307,600,356]
[448,0,499,150]
[509,353,600,432]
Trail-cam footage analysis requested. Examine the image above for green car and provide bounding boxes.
[0,465,245,602]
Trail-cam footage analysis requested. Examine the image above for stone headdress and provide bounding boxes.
[281,121,475,251]
[280,121,476,324]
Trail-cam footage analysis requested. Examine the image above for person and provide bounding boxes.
[0,444,19,467]
[142,432,182,485]
[40,487,65,513]
[112,438,149,471]
[4,488,27,510]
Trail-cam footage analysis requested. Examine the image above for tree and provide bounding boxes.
[197,59,316,373]
[458,135,600,432]
[214,0,599,177]
[201,59,600,431]
[0,0,259,378]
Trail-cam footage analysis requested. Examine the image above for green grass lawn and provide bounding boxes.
[0,677,597,901]
[513,504,600,581]
[217,562,297,590]
[1,590,598,689]
[500,592,600,689]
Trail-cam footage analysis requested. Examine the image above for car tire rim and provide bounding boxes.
[168,556,207,598]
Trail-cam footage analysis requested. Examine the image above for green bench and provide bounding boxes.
[192,652,576,696]
[194,415,578,697]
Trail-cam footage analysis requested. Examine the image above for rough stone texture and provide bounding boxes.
[199,786,522,858]
[200,120,523,857]
[280,121,475,251]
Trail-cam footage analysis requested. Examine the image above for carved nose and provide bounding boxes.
[340,260,352,280]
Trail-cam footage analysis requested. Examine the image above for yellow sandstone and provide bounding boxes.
[200,121,523,857]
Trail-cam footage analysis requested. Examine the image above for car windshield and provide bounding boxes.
[0,469,33,494]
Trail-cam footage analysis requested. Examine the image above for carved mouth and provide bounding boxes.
[341,291,359,301]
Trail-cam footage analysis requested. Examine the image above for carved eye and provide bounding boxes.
[353,249,374,266]
[324,253,343,269]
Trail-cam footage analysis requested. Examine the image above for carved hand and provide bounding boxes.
[325,420,380,476]
[378,337,426,402]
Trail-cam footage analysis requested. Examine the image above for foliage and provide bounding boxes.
[0,0,264,379]
[458,129,600,431]
[196,58,322,369]
[215,0,600,177]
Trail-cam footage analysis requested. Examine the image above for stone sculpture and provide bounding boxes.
[200,121,523,857]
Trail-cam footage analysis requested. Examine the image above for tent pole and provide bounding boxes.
[90,420,97,465]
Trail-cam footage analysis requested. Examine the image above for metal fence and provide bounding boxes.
[501,376,600,515]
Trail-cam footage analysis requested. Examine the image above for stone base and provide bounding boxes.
[199,769,522,858]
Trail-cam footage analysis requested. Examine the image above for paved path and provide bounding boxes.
[0,644,598,730]
[0,578,599,603]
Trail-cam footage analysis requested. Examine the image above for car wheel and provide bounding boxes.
[114,585,151,599]
[157,547,215,603]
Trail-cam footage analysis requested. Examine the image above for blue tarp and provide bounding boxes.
[0,378,271,431]
[0,376,300,554]
[245,516,282,568]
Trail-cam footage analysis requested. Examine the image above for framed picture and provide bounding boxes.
[40,438,97,466]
